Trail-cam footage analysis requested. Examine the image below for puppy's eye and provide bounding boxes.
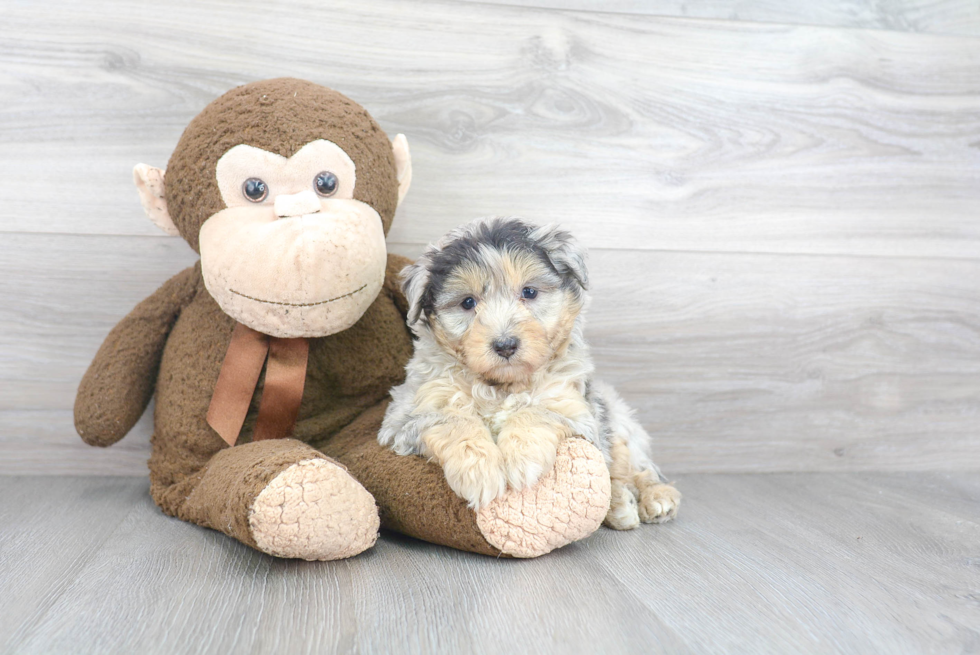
[242,178,268,202]
[521,287,538,300]
[314,171,339,197]
[460,297,477,310]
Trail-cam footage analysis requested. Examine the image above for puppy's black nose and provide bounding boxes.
[492,336,520,359]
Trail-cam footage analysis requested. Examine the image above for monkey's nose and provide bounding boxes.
[274,190,322,218]
[492,336,520,360]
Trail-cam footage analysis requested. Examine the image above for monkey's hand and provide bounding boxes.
[496,408,572,491]
[74,264,199,447]
[420,416,507,509]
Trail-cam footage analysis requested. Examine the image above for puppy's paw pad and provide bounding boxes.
[603,481,640,530]
[638,483,681,524]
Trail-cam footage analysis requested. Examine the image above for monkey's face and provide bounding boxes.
[198,140,387,338]
[134,79,412,340]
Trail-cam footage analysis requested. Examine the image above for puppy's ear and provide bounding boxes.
[400,260,430,326]
[530,223,589,290]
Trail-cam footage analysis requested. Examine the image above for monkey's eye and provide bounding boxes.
[314,171,339,197]
[242,178,268,203]
[521,287,538,299]
[460,297,477,310]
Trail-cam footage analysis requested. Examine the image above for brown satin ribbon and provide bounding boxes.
[253,336,309,441]
[206,323,310,447]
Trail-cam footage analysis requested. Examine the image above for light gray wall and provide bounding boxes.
[2,0,978,474]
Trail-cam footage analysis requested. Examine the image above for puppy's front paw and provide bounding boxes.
[441,439,508,509]
[497,425,561,491]
[637,478,681,524]
[603,480,640,530]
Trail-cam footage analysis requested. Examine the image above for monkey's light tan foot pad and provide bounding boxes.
[476,438,611,558]
[249,458,380,560]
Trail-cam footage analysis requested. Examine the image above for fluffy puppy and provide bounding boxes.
[380,217,680,529]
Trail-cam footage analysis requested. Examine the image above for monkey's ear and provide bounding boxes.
[392,134,412,207]
[400,260,429,326]
[133,164,180,236]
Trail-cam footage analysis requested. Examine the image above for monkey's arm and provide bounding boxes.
[75,263,201,447]
[383,252,413,321]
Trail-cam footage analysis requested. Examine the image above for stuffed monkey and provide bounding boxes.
[75,78,611,560]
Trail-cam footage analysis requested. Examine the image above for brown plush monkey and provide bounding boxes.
[75,78,611,560]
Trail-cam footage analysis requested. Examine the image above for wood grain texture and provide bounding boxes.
[1,473,977,654]
[1,0,978,475]
[3,234,978,475]
[1,0,979,258]
[460,0,980,37]
[0,477,147,647]
[589,248,980,473]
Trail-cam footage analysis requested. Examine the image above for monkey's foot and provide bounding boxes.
[249,458,379,560]
[475,438,611,558]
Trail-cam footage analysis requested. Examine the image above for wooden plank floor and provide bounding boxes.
[1,473,977,654]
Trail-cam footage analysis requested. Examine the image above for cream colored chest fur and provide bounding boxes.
[461,365,592,440]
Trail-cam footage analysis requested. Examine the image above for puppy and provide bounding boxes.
[380,217,680,529]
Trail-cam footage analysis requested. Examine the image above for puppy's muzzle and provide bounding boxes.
[492,336,520,360]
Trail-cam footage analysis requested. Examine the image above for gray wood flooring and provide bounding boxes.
[1,473,977,654]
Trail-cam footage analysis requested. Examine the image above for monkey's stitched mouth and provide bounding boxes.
[229,283,368,307]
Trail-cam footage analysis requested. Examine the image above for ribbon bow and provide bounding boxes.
[206,323,310,446]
